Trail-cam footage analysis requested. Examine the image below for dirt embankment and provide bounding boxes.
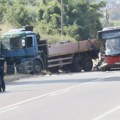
[4,74,33,82]
[4,61,99,82]
[4,71,48,82]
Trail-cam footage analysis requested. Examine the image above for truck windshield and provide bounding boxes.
[105,38,120,55]
[2,36,23,50]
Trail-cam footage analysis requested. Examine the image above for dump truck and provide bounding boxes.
[97,26,120,70]
[1,27,99,74]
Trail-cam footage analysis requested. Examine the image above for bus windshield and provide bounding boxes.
[102,31,120,39]
[98,30,120,56]
[105,38,120,55]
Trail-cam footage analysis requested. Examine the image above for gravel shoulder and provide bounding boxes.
[4,60,99,83]
[4,74,34,82]
[4,71,49,82]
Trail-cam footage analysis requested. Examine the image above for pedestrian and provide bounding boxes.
[0,54,5,92]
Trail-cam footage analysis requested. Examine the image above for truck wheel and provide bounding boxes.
[7,64,15,74]
[62,65,71,72]
[49,67,59,73]
[83,58,93,71]
[33,60,42,74]
[72,56,82,72]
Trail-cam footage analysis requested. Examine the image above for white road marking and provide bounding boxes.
[50,89,71,96]
[93,105,120,120]
[0,106,20,114]
[0,74,117,114]
[49,74,119,96]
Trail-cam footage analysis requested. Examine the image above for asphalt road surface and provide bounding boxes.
[1,71,120,120]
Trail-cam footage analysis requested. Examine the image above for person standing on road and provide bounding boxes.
[0,50,6,92]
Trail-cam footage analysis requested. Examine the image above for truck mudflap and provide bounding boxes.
[17,61,33,74]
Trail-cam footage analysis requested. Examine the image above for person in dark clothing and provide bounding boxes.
[0,55,5,92]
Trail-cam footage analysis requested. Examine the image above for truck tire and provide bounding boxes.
[7,64,15,74]
[72,56,82,72]
[83,58,93,71]
[62,65,71,72]
[49,67,59,73]
[33,60,42,74]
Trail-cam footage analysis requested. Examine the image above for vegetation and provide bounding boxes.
[0,0,107,43]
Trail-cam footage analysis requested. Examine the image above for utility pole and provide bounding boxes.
[106,8,109,27]
[86,0,90,4]
[43,0,46,4]
[83,0,89,4]
[61,0,64,36]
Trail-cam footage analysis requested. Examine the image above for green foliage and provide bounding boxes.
[0,0,106,43]
[0,0,7,22]
[38,1,61,35]
[37,0,106,40]
[39,34,75,45]
[4,0,37,27]
[17,0,40,6]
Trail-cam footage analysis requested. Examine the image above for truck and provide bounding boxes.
[97,26,120,70]
[1,26,99,74]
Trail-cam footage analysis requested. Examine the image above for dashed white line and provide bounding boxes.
[0,106,20,114]
[0,74,118,114]
[93,105,120,120]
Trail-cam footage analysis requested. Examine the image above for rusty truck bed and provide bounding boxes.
[48,39,99,57]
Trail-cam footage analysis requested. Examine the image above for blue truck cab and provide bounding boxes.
[1,27,47,74]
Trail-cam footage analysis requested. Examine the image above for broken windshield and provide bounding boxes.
[105,38,120,55]
[2,36,23,50]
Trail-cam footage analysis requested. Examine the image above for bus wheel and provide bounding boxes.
[83,58,93,71]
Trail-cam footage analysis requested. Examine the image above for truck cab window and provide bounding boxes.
[26,36,33,47]
[2,37,11,50]
[10,37,22,50]
[2,36,23,50]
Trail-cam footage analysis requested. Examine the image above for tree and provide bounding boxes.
[38,1,61,34]
[0,0,7,23]
[37,0,106,39]
[0,0,106,42]
[4,0,37,27]
[62,0,106,39]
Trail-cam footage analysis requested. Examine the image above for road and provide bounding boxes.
[0,71,120,120]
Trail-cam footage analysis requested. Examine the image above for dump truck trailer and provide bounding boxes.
[1,27,99,74]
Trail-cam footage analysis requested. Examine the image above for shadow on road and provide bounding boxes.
[6,72,120,86]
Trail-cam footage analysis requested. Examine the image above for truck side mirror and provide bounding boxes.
[22,39,25,47]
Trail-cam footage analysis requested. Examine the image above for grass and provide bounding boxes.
[40,34,75,44]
